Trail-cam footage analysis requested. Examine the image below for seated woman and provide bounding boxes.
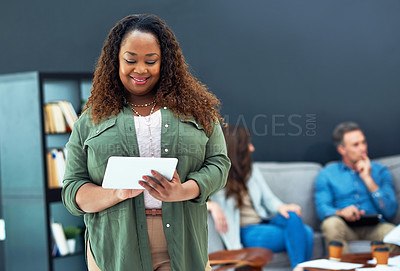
[208,125,313,271]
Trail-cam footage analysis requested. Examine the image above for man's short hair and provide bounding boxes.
[332,121,362,147]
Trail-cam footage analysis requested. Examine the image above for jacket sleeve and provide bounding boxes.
[61,114,91,216]
[187,122,231,204]
[249,165,283,216]
[210,190,243,250]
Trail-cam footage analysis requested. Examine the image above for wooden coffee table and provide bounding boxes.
[305,253,397,271]
[209,247,274,271]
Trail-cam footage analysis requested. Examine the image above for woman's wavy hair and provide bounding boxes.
[222,125,253,208]
[85,14,222,134]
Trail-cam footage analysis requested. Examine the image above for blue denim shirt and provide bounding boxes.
[314,161,398,221]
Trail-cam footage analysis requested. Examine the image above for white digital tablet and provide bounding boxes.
[102,156,178,189]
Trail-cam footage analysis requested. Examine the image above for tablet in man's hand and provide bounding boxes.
[343,214,382,227]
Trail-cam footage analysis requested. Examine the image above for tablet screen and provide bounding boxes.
[102,156,178,189]
[343,214,381,227]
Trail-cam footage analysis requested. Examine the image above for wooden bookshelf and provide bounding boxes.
[47,188,62,203]
[0,71,92,271]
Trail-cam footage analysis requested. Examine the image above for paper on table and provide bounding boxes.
[356,266,400,271]
[384,225,400,246]
[367,255,400,267]
[356,267,400,271]
[298,259,364,270]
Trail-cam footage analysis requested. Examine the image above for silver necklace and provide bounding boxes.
[130,102,156,118]
[130,100,156,107]
[130,102,157,157]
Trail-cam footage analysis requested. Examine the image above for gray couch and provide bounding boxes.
[207,154,400,271]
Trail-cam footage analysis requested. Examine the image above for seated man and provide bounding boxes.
[314,121,398,253]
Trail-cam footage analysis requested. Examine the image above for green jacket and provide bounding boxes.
[62,105,230,271]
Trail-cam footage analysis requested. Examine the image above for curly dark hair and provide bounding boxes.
[85,14,222,134]
[222,125,253,208]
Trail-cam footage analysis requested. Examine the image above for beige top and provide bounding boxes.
[240,193,263,227]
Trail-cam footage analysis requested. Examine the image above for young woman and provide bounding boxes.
[62,14,230,271]
[208,125,313,271]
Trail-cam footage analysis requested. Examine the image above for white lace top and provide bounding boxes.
[134,109,162,209]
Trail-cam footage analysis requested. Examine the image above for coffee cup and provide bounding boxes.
[374,247,389,266]
[370,241,385,260]
[329,241,343,261]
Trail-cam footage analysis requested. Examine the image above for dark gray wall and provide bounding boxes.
[1,0,400,164]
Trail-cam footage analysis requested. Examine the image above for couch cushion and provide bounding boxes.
[373,154,400,225]
[253,162,322,230]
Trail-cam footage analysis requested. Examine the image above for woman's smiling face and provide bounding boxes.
[119,30,161,102]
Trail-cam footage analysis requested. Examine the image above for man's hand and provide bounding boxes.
[354,155,378,192]
[355,155,372,180]
[336,205,365,222]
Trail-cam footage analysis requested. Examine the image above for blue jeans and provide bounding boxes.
[240,212,314,268]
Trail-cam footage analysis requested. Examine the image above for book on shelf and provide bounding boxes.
[44,103,55,134]
[44,100,78,134]
[51,222,83,256]
[46,148,67,189]
[58,100,78,130]
[51,222,70,256]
